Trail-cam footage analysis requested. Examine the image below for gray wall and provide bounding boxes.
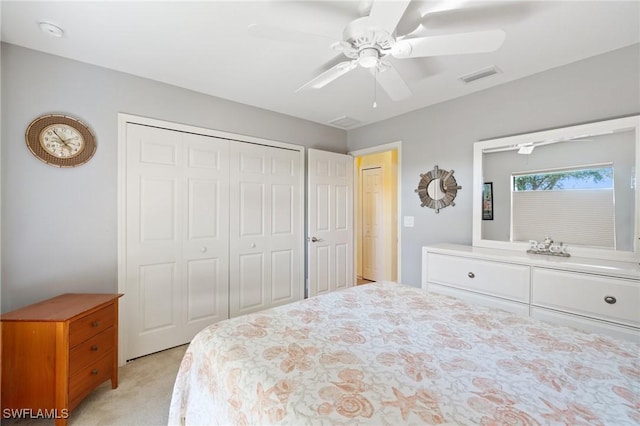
[3,42,639,310]
[1,43,347,312]
[348,44,640,286]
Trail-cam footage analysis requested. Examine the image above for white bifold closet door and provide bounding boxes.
[124,123,300,360]
[229,142,301,317]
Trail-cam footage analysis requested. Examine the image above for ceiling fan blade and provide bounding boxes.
[371,65,411,101]
[368,0,412,34]
[248,23,335,45]
[392,29,506,58]
[296,61,358,92]
[358,0,374,17]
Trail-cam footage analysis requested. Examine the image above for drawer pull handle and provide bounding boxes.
[91,369,99,375]
[604,296,617,305]
[467,272,475,279]
[91,345,99,351]
[92,321,100,327]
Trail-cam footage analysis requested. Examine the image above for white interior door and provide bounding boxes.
[229,143,302,317]
[307,149,354,297]
[124,123,229,360]
[362,167,384,281]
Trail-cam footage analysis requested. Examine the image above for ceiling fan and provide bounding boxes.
[248,0,506,102]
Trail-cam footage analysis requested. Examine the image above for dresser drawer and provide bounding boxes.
[69,304,115,347]
[68,351,114,410]
[532,268,640,327]
[427,253,530,302]
[69,327,115,376]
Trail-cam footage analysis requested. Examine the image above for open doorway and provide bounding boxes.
[351,143,401,285]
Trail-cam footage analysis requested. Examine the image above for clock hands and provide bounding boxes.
[52,129,71,149]
[51,129,81,156]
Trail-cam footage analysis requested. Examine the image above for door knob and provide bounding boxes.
[310,237,322,243]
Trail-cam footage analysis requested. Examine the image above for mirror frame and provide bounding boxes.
[473,115,640,263]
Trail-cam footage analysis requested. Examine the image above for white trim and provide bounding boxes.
[349,141,403,283]
[117,113,305,365]
[117,113,302,151]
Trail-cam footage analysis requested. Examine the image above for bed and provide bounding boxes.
[168,282,640,425]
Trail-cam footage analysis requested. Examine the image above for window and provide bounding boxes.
[513,166,613,191]
[511,165,616,248]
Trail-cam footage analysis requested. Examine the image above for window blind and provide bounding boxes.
[512,189,615,248]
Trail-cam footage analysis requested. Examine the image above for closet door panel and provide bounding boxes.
[125,123,184,358]
[271,249,295,303]
[186,258,222,321]
[230,144,270,316]
[238,253,266,311]
[270,182,297,304]
[125,125,230,360]
[269,149,301,305]
[271,184,293,235]
[182,133,230,337]
[229,144,301,317]
[239,182,266,237]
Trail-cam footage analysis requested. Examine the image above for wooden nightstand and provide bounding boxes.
[1,293,123,426]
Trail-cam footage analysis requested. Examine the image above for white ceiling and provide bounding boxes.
[2,1,639,129]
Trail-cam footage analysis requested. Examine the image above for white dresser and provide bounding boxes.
[422,243,640,343]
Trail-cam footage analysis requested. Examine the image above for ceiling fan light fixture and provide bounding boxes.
[517,144,535,155]
[358,48,379,68]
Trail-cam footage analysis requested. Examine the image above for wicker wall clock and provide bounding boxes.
[25,114,96,167]
[415,165,462,213]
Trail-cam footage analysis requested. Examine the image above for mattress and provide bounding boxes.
[168,282,640,425]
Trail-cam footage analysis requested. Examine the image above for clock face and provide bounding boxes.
[39,124,86,159]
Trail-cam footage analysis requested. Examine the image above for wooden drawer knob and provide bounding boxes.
[92,321,100,327]
[467,272,475,278]
[604,296,617,305]
[91,345,99,351]
[91,369,99,375]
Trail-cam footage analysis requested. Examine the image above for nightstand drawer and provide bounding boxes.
[69,327,115,376]
[69,304,115,347]
[532,268,640,327]
[68,351,114,410]
[427,253,530,302]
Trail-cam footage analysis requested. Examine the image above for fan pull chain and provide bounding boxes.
[373,67,378,108]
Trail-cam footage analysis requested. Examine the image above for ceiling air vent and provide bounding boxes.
[328,115,362,129]
[459,65,501,84]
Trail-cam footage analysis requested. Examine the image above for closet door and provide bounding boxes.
[124,124,229,360]
[229,143,301,317]
[181,133,230,339]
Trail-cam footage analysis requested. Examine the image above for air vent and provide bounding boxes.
[328,115,362,129]
[459,65,501,84]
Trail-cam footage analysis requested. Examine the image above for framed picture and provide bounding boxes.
[482,182,493,220]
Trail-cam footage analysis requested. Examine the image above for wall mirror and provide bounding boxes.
[472,115,640,263]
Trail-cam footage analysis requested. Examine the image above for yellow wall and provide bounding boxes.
[356,150,398,281]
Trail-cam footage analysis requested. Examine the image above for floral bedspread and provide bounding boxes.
[168,282,640,425]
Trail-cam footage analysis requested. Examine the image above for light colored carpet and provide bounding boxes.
[3,344,188,426]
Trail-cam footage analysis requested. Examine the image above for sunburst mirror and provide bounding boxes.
[415,165,461,213]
